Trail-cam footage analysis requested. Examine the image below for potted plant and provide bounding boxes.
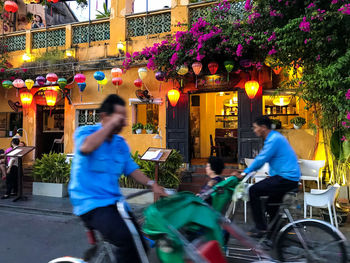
[32,152,71,197]
[271,119,282,129]
[290,117,306,129]
[144,123,156,134]
[132,123,144,134]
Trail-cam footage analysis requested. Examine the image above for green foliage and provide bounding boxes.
[132,123,144,132]
[32,153,71,184]
[144,123,156,131]
[290,117,306,127]
[96,3,110,19]
[271,119,282,129]
[119,150,184,189]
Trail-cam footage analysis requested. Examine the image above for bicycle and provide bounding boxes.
[222,173,348,263]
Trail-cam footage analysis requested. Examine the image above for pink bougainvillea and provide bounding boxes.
[299,17,310,32]
[346,89,350,100]
[338,4,350,15]
[236,44,243,57]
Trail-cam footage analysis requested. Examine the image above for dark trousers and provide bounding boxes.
[81,205,147,263]
[249,175,298,231]
[6,166,18,195]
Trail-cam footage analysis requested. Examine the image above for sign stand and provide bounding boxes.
[141,147,172,202]
[6,146,35,202]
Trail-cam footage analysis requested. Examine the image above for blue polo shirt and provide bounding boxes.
[68,124,139,216]
[244,130,301,182]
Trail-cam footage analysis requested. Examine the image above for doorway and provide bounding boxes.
[190,91,238,164]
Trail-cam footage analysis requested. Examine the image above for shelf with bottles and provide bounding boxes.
[264,105,298,116]
[215,115,238,122]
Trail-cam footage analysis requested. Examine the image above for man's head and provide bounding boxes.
[99,94,127,134]
[253,116,272,138]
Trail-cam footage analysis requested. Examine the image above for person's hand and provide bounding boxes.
[152,183,168,197]
[1,176,5,180]
[108,113,125,129]
[6,168,10,174]
[231,170,244,179]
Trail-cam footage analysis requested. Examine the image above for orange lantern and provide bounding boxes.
[4,1,18,13]
[273,66,282,75]
[20,90,33,108]
[45,87,58,106]
[244,80,259,99]
[167,89,180,107]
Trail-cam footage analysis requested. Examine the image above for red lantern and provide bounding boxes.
[45,88,58,106]
[134,78,142,88]
[244,80,259,99]
[20,90,33,108]
[74,73,86,83]
[167,89,180,107]
[52,0,59,3]
[272,66,282,75]
[112,77,123,86]
[4,1,18,13]
[208,62,219,75]
[46,73,58,83]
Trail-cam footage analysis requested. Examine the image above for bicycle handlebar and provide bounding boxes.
[125,189,152,200]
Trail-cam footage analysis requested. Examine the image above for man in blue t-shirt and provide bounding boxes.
[233,116,301,237]
[69,94,166,263]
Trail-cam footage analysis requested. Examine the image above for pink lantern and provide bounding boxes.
[13,79,25,97]
[134,78,142,88]
[46,73,58,83]
[111,68,123,78]
[112,77,123,86]
[192,62,202,75]
[74,73,86,84]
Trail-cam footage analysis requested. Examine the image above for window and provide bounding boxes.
[77,109,100,127]
[0,112,23,137]
[132,104,159,132]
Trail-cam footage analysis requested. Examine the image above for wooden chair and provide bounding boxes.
[210,134,222,157]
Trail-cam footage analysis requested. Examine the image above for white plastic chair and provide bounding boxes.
[245,158,269,183]
[304,184,340,228]
[299,159,325,192]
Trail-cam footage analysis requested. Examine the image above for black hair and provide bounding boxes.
[254,115,272,130]
[0,149,4,155]
[11,138,20,146]
[208,156,224,175]
[99,94,126,115]
[34,15,43,23]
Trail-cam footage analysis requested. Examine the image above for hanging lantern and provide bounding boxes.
[273,96,291,106]
[13,79,25,97]
[224,61,234,82]
[134,78,142,88]
[240,59,252,68]
[244,80,259,99]
[111,68,123,78]
[155,71,165,93]
[272,66,282,75]
[138,67,148,80]
[4,1,18,13]
[208,62,219,75]
[25,79,34,90]
[46,73,58,83]
[100,78,108,86]
[45,87,58,107]
[2,80,13,89]
[20,90,33,108]
[74,73,86,83]
[112,77,123,86]
[78,82,86,102]
[192,62,202,75]
[167,89,180,107]
[177,65,189,76]
[94,71,105,91]
[36,76,46,86]
[57,78,67,90]
[23,0,31,4]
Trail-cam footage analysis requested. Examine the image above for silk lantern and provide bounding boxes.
[111,68,122,78]
[192,62,202,89]
[57,78,67,90]
[46,73,58,83]
[177,65,188,88]
[224,61,234,82]
[245,80,259,112]
[155,71,165,93]
[138,68,148,80]
[168,89,180,107]
[94,71,105,91]
[36,76,46,86]
[134,78,142,88]
[25,79,34,90]
[74,73,86,83]
[45,87,58,107]
[13,79,25,97]
[78,82,86,102]
[20,90,33,108]
[112,77,122,94]
[4,1,18,13]
[208,62,219,75]
[2,80,12,98]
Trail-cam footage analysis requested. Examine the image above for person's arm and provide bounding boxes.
[129,169,167,196]
[79,113,124,154]
[244,137,278,174]
[7,158,14,174]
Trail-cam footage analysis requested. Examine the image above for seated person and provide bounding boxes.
[199,156,225,202]
[31,15,45,29]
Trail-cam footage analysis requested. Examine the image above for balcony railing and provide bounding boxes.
[32,28,66,49]
[126,9,171,38]
[72,20,110,44]
[2,32,26,52]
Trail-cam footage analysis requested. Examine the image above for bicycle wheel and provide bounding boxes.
[274,219,347,263]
